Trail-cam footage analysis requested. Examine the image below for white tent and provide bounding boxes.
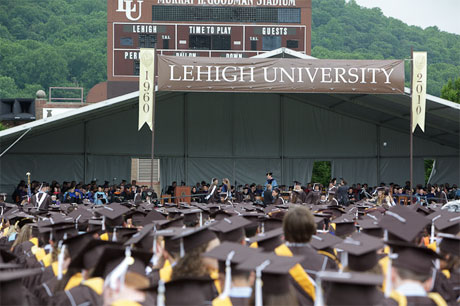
[1,49,459,193]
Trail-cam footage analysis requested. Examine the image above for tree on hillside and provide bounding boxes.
[441,77,460,103]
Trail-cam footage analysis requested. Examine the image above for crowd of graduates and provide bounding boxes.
[0,175,459,306]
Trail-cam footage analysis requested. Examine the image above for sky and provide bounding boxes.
[350,0,460,35]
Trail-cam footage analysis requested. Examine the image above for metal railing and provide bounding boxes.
[48,87,84,104]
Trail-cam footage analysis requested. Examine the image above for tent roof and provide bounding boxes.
[1,49,459,151]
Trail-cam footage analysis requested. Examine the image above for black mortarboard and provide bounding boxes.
[0,249,17,264]
[44,223,78,241]
[358,219,384,238]
[378,206,430,242]
[111,227,139,243]
[96,203,130,220]
[248,228,283,252]
[310,233,343,251]
[389,241,440,275]
[430,211,460,234]
[141,209,167,226]
[210,216,251,243]
[0,268,43,305]
[237,253,302,296]
[317,271,384,306]
[164,276,217,306]
[62,230,99,261]
[91,246,152,279]
[438,233,460,257]
[67,207,93,224]
[69,240,120,271]
[336,233,384,271]
[171,226,217,256]
[181,208,202,226]
[331,215,356,237]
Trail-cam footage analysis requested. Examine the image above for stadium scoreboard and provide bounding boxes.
[107,0,311,91]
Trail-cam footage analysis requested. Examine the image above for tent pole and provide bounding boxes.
[150,50,157,190]
[376,125,381,184]
[409,48,414,202]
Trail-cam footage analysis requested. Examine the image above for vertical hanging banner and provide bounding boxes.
[138,48,155,131]
[411,51,427,133]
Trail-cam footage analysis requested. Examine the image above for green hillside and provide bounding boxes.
[0,0,459,99]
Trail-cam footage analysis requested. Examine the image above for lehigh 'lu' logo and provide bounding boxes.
[116,0,143,21]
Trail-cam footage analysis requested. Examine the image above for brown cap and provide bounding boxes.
[203,241,261,273]
[389,241,440,275]
[438,233,460,257]
[210,216,251,243]
[317,271,384,306]
[171,226,217,255]
[378,206,430,242]
[430,211,460,234]
[310,233,343,250]
[164,276,216,305]
[331,215,356,237]
[336,233,384,272]
[91,246,152,279]
[357,219,384,238]
[237,252,302,295]
[249,227,283,252]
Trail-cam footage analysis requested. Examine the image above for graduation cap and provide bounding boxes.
[388,241,440,275]
[69,240,120,271]
[378,206,431,242]
[162,276,217,306]
[125,209,148,227]
[331,215,356,237]
[249,227,283,252]
[181,208,202,227]
[210,210,235,221]
[0,268,43,305]
[357,219,384,238]
[62,230,99,261]
[67,207,93,224]
[111,227,139,243]
[141,209,167,226]
[438,233,460,257]
[91,246,152,280]
[411,203,434,216]
[316,271,384,306]
[335,233,384,272]
[43,223,78,242]
[430,211,460,234]
[203,242,261,298]
[95,203,130,228]
[171,226,217,257]
[310,233,343,251]
[210,216,252,243]
[237,252,303,303]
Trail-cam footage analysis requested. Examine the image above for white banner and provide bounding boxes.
[138,48,155,131]
[412,51,427,133]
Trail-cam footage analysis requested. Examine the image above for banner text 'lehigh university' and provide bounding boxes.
[157,56,405,94]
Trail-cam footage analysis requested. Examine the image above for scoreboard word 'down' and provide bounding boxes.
[108,0,311,80]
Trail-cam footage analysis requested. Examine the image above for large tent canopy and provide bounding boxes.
[1,49,459,193]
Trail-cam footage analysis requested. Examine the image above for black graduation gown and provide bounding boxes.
[30,193,51,211]
[230,297,251,306]
[51,283,102,306]
[305,191,321,205]
[291,190,307,204]
[384,296,440,306]
[273,196,284,206]
[288,244,338,279]
[431,270,457,305]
